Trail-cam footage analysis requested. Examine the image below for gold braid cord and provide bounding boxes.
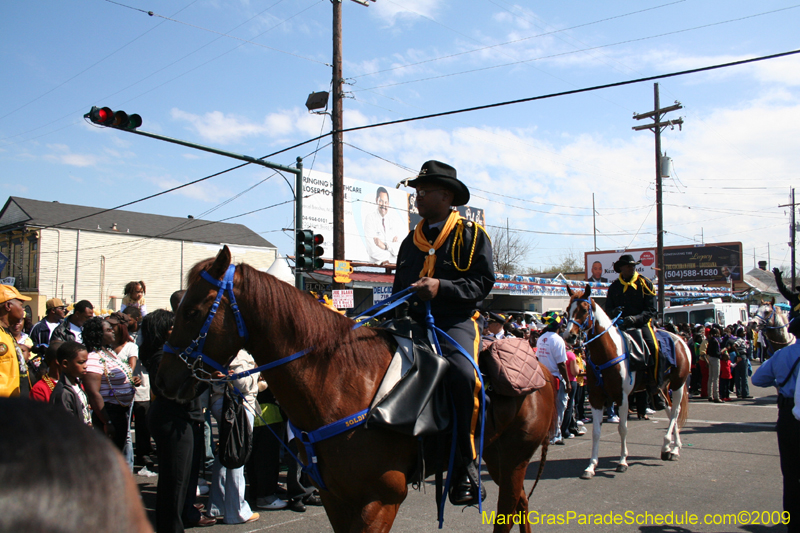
[451,221,486,272]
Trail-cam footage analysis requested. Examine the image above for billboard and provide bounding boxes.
[302,169,485,265]
[662,243,743,284]
[302,170,409,264]
[584,242,743,285]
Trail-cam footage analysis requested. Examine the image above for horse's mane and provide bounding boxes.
[188,258,386,372]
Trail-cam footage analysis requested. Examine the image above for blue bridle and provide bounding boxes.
[566,296,627,389]
[163,264,249,380]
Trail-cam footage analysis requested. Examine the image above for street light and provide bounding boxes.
[305,91,330,113]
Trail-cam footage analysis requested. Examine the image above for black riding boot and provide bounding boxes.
[449,459,486,506]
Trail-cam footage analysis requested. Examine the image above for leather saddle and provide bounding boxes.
[363,316,452,437]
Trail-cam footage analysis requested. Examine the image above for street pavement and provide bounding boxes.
[137,371,787,532]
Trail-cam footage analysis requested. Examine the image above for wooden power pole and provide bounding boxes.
[633,83,683,323]
[331,0,345,290]
[779,187,797,288]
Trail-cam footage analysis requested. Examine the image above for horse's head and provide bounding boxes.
[156,246,248,401]
[562,284,593,346]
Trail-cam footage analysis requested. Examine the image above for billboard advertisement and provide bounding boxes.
[585,248,656,282]
[302,170,410,264]
[662,242,743,284]
[302,169,486,265]
[585,242,743,285]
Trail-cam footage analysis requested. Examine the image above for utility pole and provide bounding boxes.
[779,187,797,288]
[633,83,683,323]
[331,0,345,290]
[592,193,597,251]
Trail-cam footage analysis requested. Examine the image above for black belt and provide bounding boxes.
[777,394,795,409]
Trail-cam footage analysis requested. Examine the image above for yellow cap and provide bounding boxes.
[0,285,31,304]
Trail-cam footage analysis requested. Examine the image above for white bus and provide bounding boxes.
[663,302,749,328]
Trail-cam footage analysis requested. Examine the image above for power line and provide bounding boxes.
[353,0,686,79]
[104,0,331,66]
[355,4,800,92]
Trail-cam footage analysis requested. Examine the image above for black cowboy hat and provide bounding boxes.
[407,160,470,206]
[613,254,641,273]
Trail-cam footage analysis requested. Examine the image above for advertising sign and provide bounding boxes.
[585,242,743,284]
[301,170,487,264]
[332,289,354,309]
[585,248,656,282]
[372,285,392,304]
[662,243,743,283]
[301,170,409,265]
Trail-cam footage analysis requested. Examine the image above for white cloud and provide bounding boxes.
[44,144,98,167]
[370,0,444,26]
[170,107,328,145]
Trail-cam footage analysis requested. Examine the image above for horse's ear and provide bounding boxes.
[207,245,232,279]
[584,284,592,299]
[771,296,776,305]
[566,284,574,296]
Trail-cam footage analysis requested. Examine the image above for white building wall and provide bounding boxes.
[38,229,276,312]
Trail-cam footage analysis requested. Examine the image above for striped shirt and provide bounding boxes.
[86,349,135,406]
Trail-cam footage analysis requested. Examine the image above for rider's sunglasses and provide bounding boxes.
[416,189,446,198]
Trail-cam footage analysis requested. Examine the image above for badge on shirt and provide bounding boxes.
[0,343,7,356]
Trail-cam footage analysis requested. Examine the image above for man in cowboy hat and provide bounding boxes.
[773,268,800,337]
[392,160,494,506]
[604,254,666,411]
[0,285,32,397]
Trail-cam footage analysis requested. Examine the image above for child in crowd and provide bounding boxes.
[121,281,147,317]
[50,341,92,426]
[29,342,63,403]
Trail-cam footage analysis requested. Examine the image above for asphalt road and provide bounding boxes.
[137,371,788,533]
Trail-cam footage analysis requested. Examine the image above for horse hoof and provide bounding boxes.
[669,453,680,461]
[661,451,671,461]
[580,471,594,480]
[616,464,628,473]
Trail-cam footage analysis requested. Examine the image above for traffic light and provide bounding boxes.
[296,230,324,271]
[85,106,142,130]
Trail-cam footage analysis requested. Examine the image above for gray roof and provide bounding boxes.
[744,267,780,294]
[0,196,275,248]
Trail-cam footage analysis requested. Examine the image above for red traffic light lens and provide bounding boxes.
[88,106,115,125]
[313,234,324,245]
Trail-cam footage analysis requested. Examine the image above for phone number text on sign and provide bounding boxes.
[665,268,719,280]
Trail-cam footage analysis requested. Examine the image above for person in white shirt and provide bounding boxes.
[536,316,572,444]
[363,187,406,265]
[482,312,506,343]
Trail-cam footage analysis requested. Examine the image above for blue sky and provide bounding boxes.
[2,0,799,274]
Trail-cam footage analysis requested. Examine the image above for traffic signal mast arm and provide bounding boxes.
[85,106,306,289]
[85,106,299,174]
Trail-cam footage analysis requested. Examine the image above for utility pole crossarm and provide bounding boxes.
[632,118,684,131]
[632,102,683,120]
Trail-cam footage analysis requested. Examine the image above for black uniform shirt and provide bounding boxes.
[392,217,495,321]
[604,273,656,328]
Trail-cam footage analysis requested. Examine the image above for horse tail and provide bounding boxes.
[527,438,549,500]
[678,380,689,430]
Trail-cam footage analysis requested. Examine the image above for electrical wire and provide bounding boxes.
[104,0,331,66]
[355,4,800,92]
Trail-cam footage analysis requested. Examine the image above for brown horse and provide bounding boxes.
[562,285,690,479]
[156,246,556,533]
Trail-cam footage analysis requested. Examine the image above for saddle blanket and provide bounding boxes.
[655,330,677,368]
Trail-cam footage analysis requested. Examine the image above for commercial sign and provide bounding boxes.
[585,242,743,285]
[662,243,743,284]
[332,289,354,309]
[301,170,409,265]
[372,285,392,304]
[302,169,486,265]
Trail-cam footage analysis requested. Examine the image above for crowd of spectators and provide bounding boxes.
[0,280,323,533]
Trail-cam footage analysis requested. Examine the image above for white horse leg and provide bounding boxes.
[581,406,604,479]
[617,392,630,472]
[662,384,684,460]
